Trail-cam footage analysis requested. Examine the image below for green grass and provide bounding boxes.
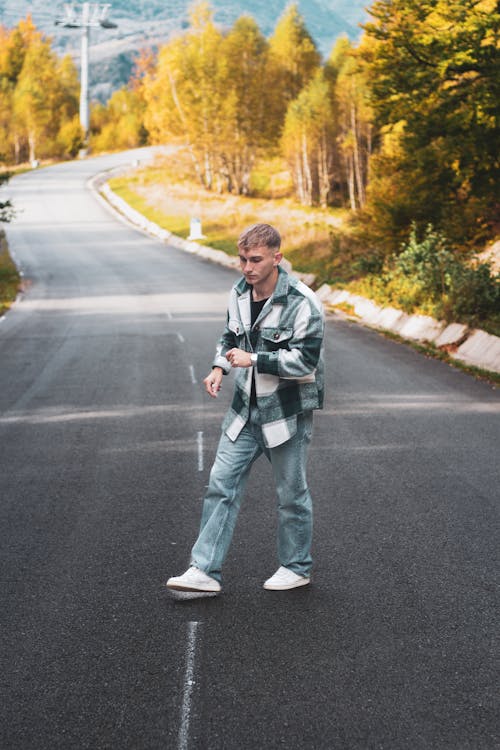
[0,231,20,315]
[198,228,240,256]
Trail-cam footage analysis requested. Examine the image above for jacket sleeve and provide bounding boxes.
[256,300,324,379]
[212,311,237,374]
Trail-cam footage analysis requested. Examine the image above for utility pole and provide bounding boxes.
[55,3,117,153]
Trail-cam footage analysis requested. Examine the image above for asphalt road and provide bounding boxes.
[1,149,499,750]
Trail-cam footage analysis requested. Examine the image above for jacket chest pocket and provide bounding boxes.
[260,327,293,351]
[228,318,245,344]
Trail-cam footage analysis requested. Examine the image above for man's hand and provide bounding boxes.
[226,348,252,368]
[203,367,223,398]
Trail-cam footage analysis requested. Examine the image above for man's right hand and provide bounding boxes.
[203,367,223,398]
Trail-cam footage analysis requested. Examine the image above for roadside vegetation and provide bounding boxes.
[0,232,20,316]
[0,173,19,315]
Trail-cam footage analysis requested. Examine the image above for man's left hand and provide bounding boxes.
[226,348,252,368]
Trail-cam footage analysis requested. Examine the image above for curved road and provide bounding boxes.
[1,150,499,749]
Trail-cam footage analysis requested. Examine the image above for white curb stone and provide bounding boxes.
[384,311,413,334]
[454,330,500,372]
[352,296,384,324]
[435,323,469,348]
[372,307,408,331]
[326,289,353,305]
[315,283,332,302]
[299,273,318,288]
[397,314,445,342]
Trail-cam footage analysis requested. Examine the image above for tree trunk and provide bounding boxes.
[14,135,21,164]
[318,130,330,209]
[295,154,305,205]
[204,151,213,191]
[28,132,36,163]
[347,153,357,211]
[301,131,313,206]
[351,103,365,208]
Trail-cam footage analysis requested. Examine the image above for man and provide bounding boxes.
[167,223,324,594]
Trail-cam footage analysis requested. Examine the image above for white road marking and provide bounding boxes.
[189,365,197,384]
[178,621,201,750]
[177,333,185,343]
[197,432,204,472]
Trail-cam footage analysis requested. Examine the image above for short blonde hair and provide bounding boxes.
[237,223,281,252]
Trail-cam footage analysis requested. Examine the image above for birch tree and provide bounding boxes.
[282,71,335,207]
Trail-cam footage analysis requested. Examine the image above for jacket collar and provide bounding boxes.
[235,265,289,303]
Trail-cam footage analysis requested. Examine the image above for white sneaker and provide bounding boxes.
[166,566,221,593]
[263,566,310,590]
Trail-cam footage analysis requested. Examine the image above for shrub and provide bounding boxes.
[352,224,500,328]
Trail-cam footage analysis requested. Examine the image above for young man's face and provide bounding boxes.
[238,244,282,288]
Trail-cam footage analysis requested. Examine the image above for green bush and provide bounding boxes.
[352,224,500,330]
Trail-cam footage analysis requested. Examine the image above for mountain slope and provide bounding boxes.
[1,0,370,100]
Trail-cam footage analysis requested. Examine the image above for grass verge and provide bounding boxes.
[0,230,21,316]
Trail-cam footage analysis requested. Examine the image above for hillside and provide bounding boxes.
[1,0,369,101]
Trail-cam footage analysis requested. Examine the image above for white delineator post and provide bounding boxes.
[188,217,205,240]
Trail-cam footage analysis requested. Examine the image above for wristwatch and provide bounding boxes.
[250,353,258,366]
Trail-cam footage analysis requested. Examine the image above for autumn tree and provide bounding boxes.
[55,54,82,158]
[0,20,37,162]
[143,2,225,189]
[269,3,321,103]
[90,88,147,152]
[281,70,336,207]
[90,49,152,154]
[0,16,80,164]
[143,3,276,193]
[268,3,322,133]
[212,15,275,193]
[328,37,373,211]
[361,0,500,249]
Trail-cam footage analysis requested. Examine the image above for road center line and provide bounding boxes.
[197,432,204,472]
[178,621,202,750]
[189,365,197,384]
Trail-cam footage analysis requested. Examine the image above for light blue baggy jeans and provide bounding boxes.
[190,408,313,583]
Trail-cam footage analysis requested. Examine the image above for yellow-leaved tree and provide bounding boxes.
[143,2,278,194]
[143,2,225,189]
[269,3,322,103]
[0,15,81,164]
[281,70,336,207]
[328,37,373,211]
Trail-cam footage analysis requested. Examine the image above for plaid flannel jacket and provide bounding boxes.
[213,266,324,448]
